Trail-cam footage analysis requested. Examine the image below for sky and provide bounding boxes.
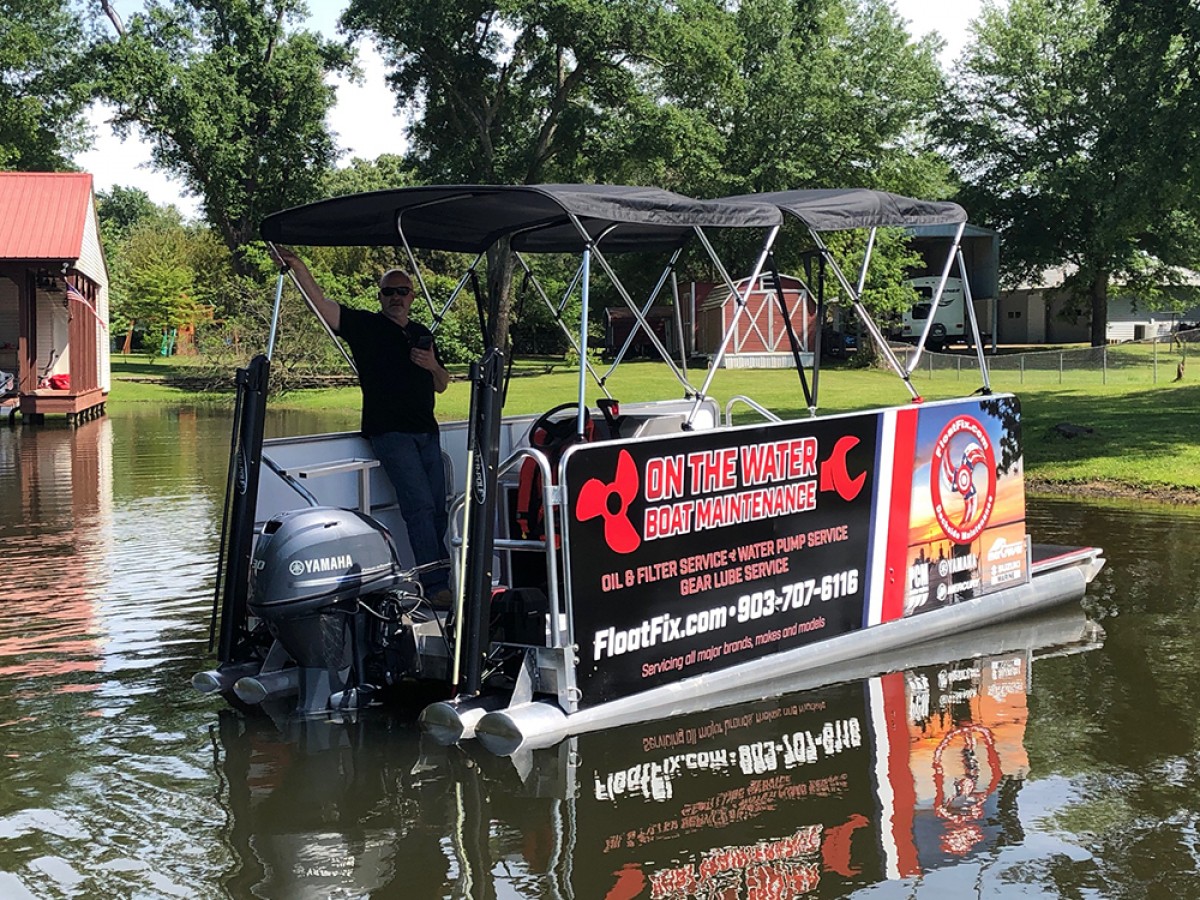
[74,0,983,218]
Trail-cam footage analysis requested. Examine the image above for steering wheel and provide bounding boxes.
[526,402,585,449]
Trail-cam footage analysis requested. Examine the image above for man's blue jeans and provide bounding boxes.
[370,431,450,596]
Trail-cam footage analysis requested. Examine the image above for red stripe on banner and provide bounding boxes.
[880,409,918,623]
[879,672,921,878]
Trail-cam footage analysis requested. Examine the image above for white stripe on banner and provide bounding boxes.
[867,408,897,627]
[868,675,902,881]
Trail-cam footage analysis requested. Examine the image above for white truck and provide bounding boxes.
[895,276,967,350]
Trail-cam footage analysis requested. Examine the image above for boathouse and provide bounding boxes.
[0,172,111,424]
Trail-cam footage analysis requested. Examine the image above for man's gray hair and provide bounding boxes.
[378,268,413,289]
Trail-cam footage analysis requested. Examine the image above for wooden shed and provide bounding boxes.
[0,172,111,424]
[693,273,817,367]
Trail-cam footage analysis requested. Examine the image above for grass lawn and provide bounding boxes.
[107,354,1200,499]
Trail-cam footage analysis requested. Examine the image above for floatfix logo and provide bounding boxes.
[576,448,641,554]
[930,415,996,544]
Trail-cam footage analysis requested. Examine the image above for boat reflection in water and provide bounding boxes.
[213,606,1102,898]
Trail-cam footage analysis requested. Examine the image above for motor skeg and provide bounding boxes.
[250,506,405,619]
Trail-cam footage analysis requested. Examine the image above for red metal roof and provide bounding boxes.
[0,172,94,261]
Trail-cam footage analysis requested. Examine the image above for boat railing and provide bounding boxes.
[448,444,568,650]
[724,395,783,427]
[260,455,321,509]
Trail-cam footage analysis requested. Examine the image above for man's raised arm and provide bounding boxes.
[269,245,340,332]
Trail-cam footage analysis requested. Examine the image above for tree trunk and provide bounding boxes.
[485,237,515,355]
[1089,271,1109,347]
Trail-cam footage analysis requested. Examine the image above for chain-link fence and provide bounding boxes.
[891,328,1200,388]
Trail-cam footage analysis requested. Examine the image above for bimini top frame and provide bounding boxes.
[716,188,992,404]
[262,184,784,430]
[260,183,781,253]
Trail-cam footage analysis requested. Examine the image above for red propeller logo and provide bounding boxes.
[576,449,641,554]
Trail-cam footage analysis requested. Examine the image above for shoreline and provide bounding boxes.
[1026,477,1200,507]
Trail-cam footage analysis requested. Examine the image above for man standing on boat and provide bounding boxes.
[270,247,453,606]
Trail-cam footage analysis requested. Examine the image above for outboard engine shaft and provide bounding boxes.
[249,507,404,714]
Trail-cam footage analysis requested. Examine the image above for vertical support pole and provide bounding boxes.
[671,273,688,378]
[1153,338,1158,383]
[1020,355,1025,384]
[457,347,505,697]
[216,354,270,662]
[577,248,591,439]
[265,274,285,360]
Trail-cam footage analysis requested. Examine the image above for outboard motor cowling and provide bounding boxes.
[249,507,404,713]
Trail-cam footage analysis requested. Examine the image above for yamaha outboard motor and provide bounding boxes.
[249,507,405,714]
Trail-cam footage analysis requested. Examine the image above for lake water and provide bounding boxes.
[1,405,1198,899]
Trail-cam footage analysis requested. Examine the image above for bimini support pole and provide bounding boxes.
[265,274,284,360]
[689,224,781,425]
[906,221,967,373]
[959,248,993,392]
[582,230,697,395]
[600,246,686,381]
[266,241,358,376]
[576,246,592,440]
[396,190,481,331]
[513,249,612,401]
[808,230,919,401]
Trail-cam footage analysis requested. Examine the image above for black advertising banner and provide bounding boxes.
[574,681,883,897]
[562,415,879,709]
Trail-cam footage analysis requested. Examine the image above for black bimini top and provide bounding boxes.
[720,188,966,231]
[260,184,782,254]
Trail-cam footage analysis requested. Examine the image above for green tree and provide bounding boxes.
[95,184,177,256]
[340,0,742,352]
[342,0,954,356]
[93,0,353,271]
[716,0,949,199]
[938,0,1200,346]
[108,218,222,340]
[0,0,93,169]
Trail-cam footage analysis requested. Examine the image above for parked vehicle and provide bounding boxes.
[894,276,967,350]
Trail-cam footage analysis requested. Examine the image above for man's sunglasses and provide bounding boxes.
[380,286,412,297]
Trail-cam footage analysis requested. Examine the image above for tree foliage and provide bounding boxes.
[0,0,93,169]
[938,0,1200,346]
[105,211,225,338]
[341,0,951,354]
[716,0,949,199]
[96,184,173,253]
[92,0,353,268]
